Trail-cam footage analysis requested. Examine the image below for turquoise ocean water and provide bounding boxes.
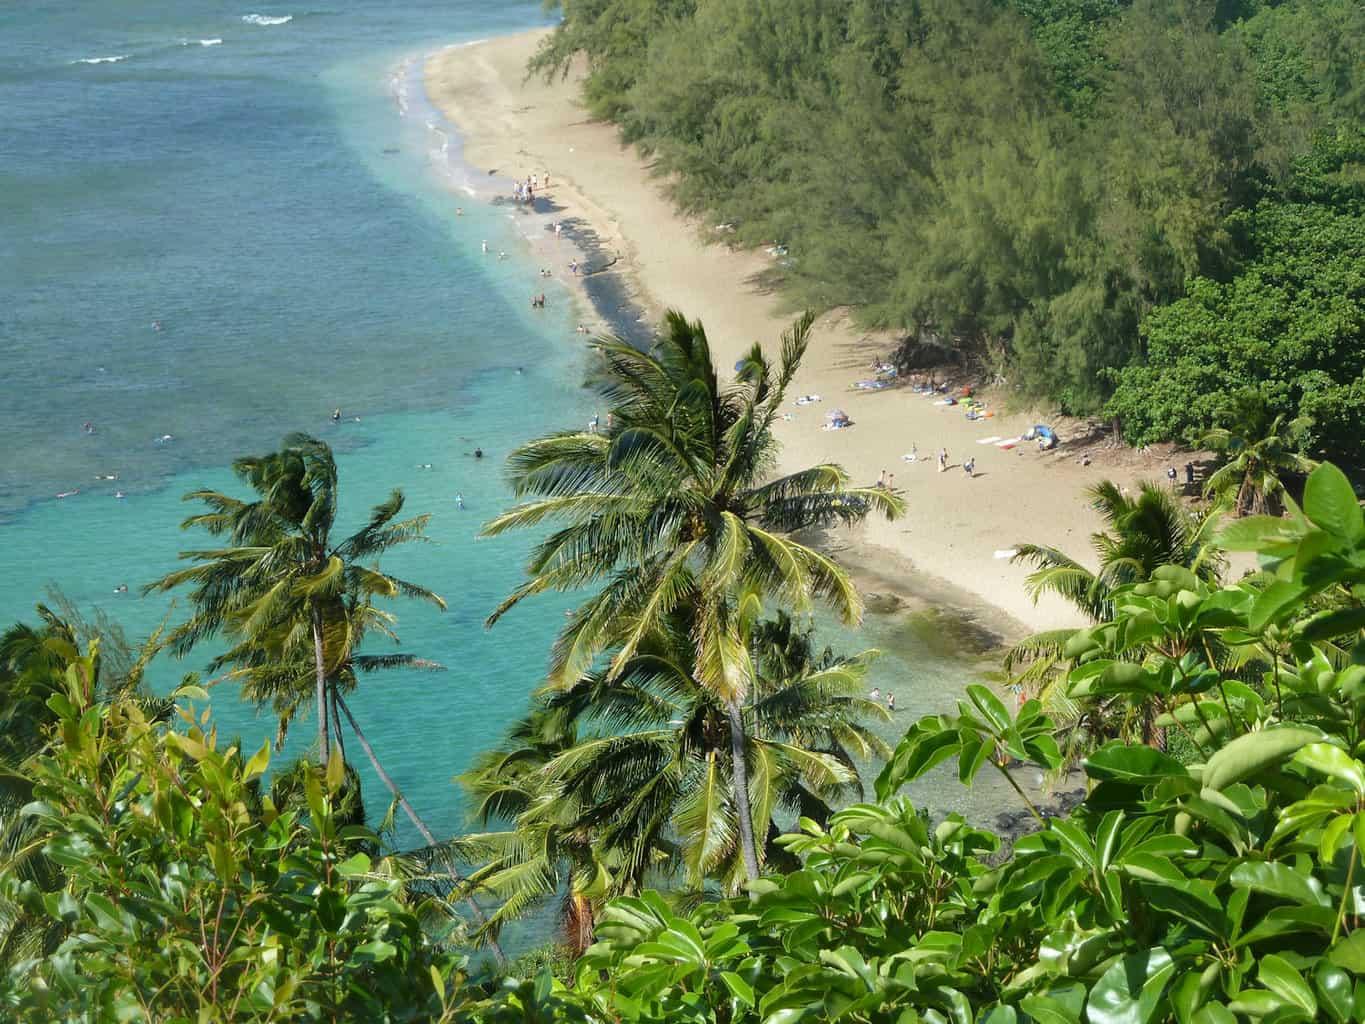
[1,0,1022,949]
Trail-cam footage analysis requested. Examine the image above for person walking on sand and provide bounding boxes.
[888,472,895,490]
[877,469,887,489]
[938,448,947,473]
[1166,465,1178,489]
[964,458,975,478]
[1185,462,1195,488]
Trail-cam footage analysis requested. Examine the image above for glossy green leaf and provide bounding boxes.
[1202,727,1321,791]
[1329,931,1365,973]
[720,971,755,1008]
[1295,743,1365,794]
[1085,743,1187,785]
[1303,463,1364,540]
[1229,861,1329,908]
[1086,947,1175,1024]
[1259,954,1317,1015]
[1315,962,1353,1023]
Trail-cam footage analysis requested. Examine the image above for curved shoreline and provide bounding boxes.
[423,30,1174,637]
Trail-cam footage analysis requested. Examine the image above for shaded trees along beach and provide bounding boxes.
[534,0,1364,462]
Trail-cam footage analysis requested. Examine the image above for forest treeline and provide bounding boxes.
[532,0,1364,464]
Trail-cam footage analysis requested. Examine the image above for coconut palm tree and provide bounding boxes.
[1006,480,1226,753]
[483,311,902,878]
[1201,405,1318,517]
[147,434,445,766]
[145,437,506,963]
[454,607,888,949]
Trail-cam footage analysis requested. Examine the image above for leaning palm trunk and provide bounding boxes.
[329,685,347,765]
[726,699,761,881]
[310,606,330,765]
[333,692,507,967]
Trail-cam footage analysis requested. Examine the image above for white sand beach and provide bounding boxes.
[426,30,1182,635]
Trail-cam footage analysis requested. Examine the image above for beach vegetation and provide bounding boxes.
[145,434,506,960]
[1005,480,1226,755]
[534,0,1365,467]
[0,664,478,1022]
[549,460,1365,1022]
[5,450,1365,1018]
[482,311,902,880]
[147,433,446,767]
[452,606,887,949]
[1105,129,1365,467]
[1201,399,1320,518]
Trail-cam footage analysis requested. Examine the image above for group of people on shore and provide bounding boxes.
[512,175,537,205]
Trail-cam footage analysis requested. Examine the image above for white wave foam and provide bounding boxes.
[72,55,129,65]
[181,37,224,46]
[242,13,292,26]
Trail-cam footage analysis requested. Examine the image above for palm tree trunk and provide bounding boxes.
[332,692,507,968]
[329,685,347,767]
[726,698,761,881]
[310,607,330,765]
[565,890,595,956]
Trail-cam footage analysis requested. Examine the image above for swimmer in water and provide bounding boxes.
[473,448,483,459]
[481,240,488,253]
[114,583,128,594]
[82,421,95,434]
[114,491,126,499]
[152,320,162,332]
[456,492,465,509]
[332,407,341,422]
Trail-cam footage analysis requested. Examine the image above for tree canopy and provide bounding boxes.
[533,0,1364,462]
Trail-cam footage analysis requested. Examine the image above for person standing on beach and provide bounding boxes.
[1166,466,1178,489]
[938,448,947,473]
[1185,462,1195,487]
[964,458,975,478]
[877,469,887,489]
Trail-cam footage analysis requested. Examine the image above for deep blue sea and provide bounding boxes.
[0,0,1018,951]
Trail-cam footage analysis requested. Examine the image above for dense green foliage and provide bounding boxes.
[1107,132,1365,462]
[482,311,900,879]
[533,0,1364,458]
[0,657,470,1021]
[556,461,1365,1022]
[454,610,888,948]
[5,296,1365,1015]
[7,444,1365,1019]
